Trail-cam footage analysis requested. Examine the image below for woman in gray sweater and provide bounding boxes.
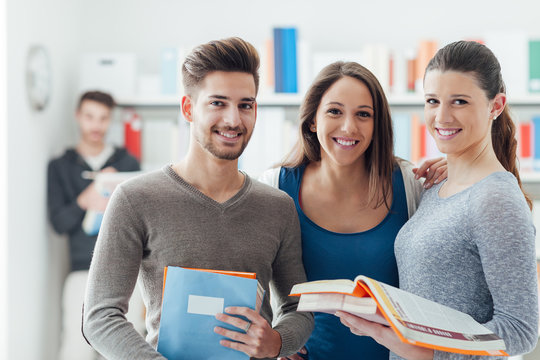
[338,40,539,359]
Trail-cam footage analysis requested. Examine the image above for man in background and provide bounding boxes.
[47,91,140,360]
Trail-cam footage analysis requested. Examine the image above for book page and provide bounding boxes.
[371,280,493,335]
[290,279,356,295]
[358,277,506,354]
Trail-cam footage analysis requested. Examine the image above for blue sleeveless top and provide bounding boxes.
[279,165,409,360]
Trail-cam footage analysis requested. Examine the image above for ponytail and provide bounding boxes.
[492,106,532,210]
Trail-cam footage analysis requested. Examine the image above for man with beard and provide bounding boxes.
[82,37,313,360]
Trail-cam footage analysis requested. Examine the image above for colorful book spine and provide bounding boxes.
[519,121,533,172]
[529,40,540,93]
[533,116,540,171]
[283,28,298,93]
[124,109,142,161]
[273,28,284,93]
[419,123,427,160]
[415,40,438,92]
[407,57,416,93]
[410,114,422,164]
[273,27,298,93]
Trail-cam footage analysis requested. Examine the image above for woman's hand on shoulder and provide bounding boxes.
[412,157,447,189]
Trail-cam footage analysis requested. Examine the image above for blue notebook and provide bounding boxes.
[157,266,264,360]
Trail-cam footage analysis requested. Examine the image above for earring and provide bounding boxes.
[493,115,498,121]
[310,125,316,132]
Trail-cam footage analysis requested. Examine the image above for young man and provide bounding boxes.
[47,91,140,360]
[82,37,313,359]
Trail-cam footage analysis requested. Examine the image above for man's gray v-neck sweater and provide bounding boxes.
[83,165,314,359]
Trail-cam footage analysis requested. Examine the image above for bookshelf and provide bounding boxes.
[115,95,540,180]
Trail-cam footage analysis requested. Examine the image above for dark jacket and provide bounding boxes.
[47,147,140,271]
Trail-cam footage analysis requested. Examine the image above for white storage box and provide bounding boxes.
[79,53,137,98]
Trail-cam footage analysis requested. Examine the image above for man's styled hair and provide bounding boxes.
[77,91,115,110]
[182,37,260,96]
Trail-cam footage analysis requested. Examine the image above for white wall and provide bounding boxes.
[0,0,7,359]
[7,0,83,358]
[77,0,540,75]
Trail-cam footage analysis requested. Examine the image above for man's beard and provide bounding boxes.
[199,126,251,160]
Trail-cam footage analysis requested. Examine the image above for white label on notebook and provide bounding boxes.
[187,295,224,316]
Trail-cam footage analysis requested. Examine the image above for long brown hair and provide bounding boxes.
[425,40,532,209]
[282,61,395,209]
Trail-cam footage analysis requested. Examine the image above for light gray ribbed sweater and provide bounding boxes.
[393,172,538,360]
[82,165,314,359]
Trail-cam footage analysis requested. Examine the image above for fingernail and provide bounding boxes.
[434,179,439,184]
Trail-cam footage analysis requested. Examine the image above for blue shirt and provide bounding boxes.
[279,165,409,360]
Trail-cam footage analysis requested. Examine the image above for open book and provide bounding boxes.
[290,276,507,356]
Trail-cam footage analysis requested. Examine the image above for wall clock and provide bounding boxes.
[26,45,52,111]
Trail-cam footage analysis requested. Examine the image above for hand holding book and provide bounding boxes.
[336,311,435,360]
[215,306,282,358]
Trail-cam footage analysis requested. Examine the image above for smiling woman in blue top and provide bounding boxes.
[260,61,447,359]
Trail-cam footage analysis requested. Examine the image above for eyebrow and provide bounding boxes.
[424,93,472,98]
[209,95,256,102]
[325,101,373,110]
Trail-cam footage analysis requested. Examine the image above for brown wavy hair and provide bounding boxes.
[425,40,532,210]
[282,61,395,210]
[182,37,260,96]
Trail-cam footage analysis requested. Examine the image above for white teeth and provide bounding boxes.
[336,138,356,146]
[220,132,238,138]
[438,129,459,136]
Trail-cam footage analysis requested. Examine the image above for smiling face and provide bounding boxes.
[313,76,374,167]
[76,99,112,146]
[183,71,257,161]
[423,70,500,158]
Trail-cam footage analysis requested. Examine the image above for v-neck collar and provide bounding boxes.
[163,165,251,211]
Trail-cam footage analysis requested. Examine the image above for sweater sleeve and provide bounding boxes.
[82,187,166,360]
[433,177,539,360]
[47,160,86,234]
[270,197,315,357]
